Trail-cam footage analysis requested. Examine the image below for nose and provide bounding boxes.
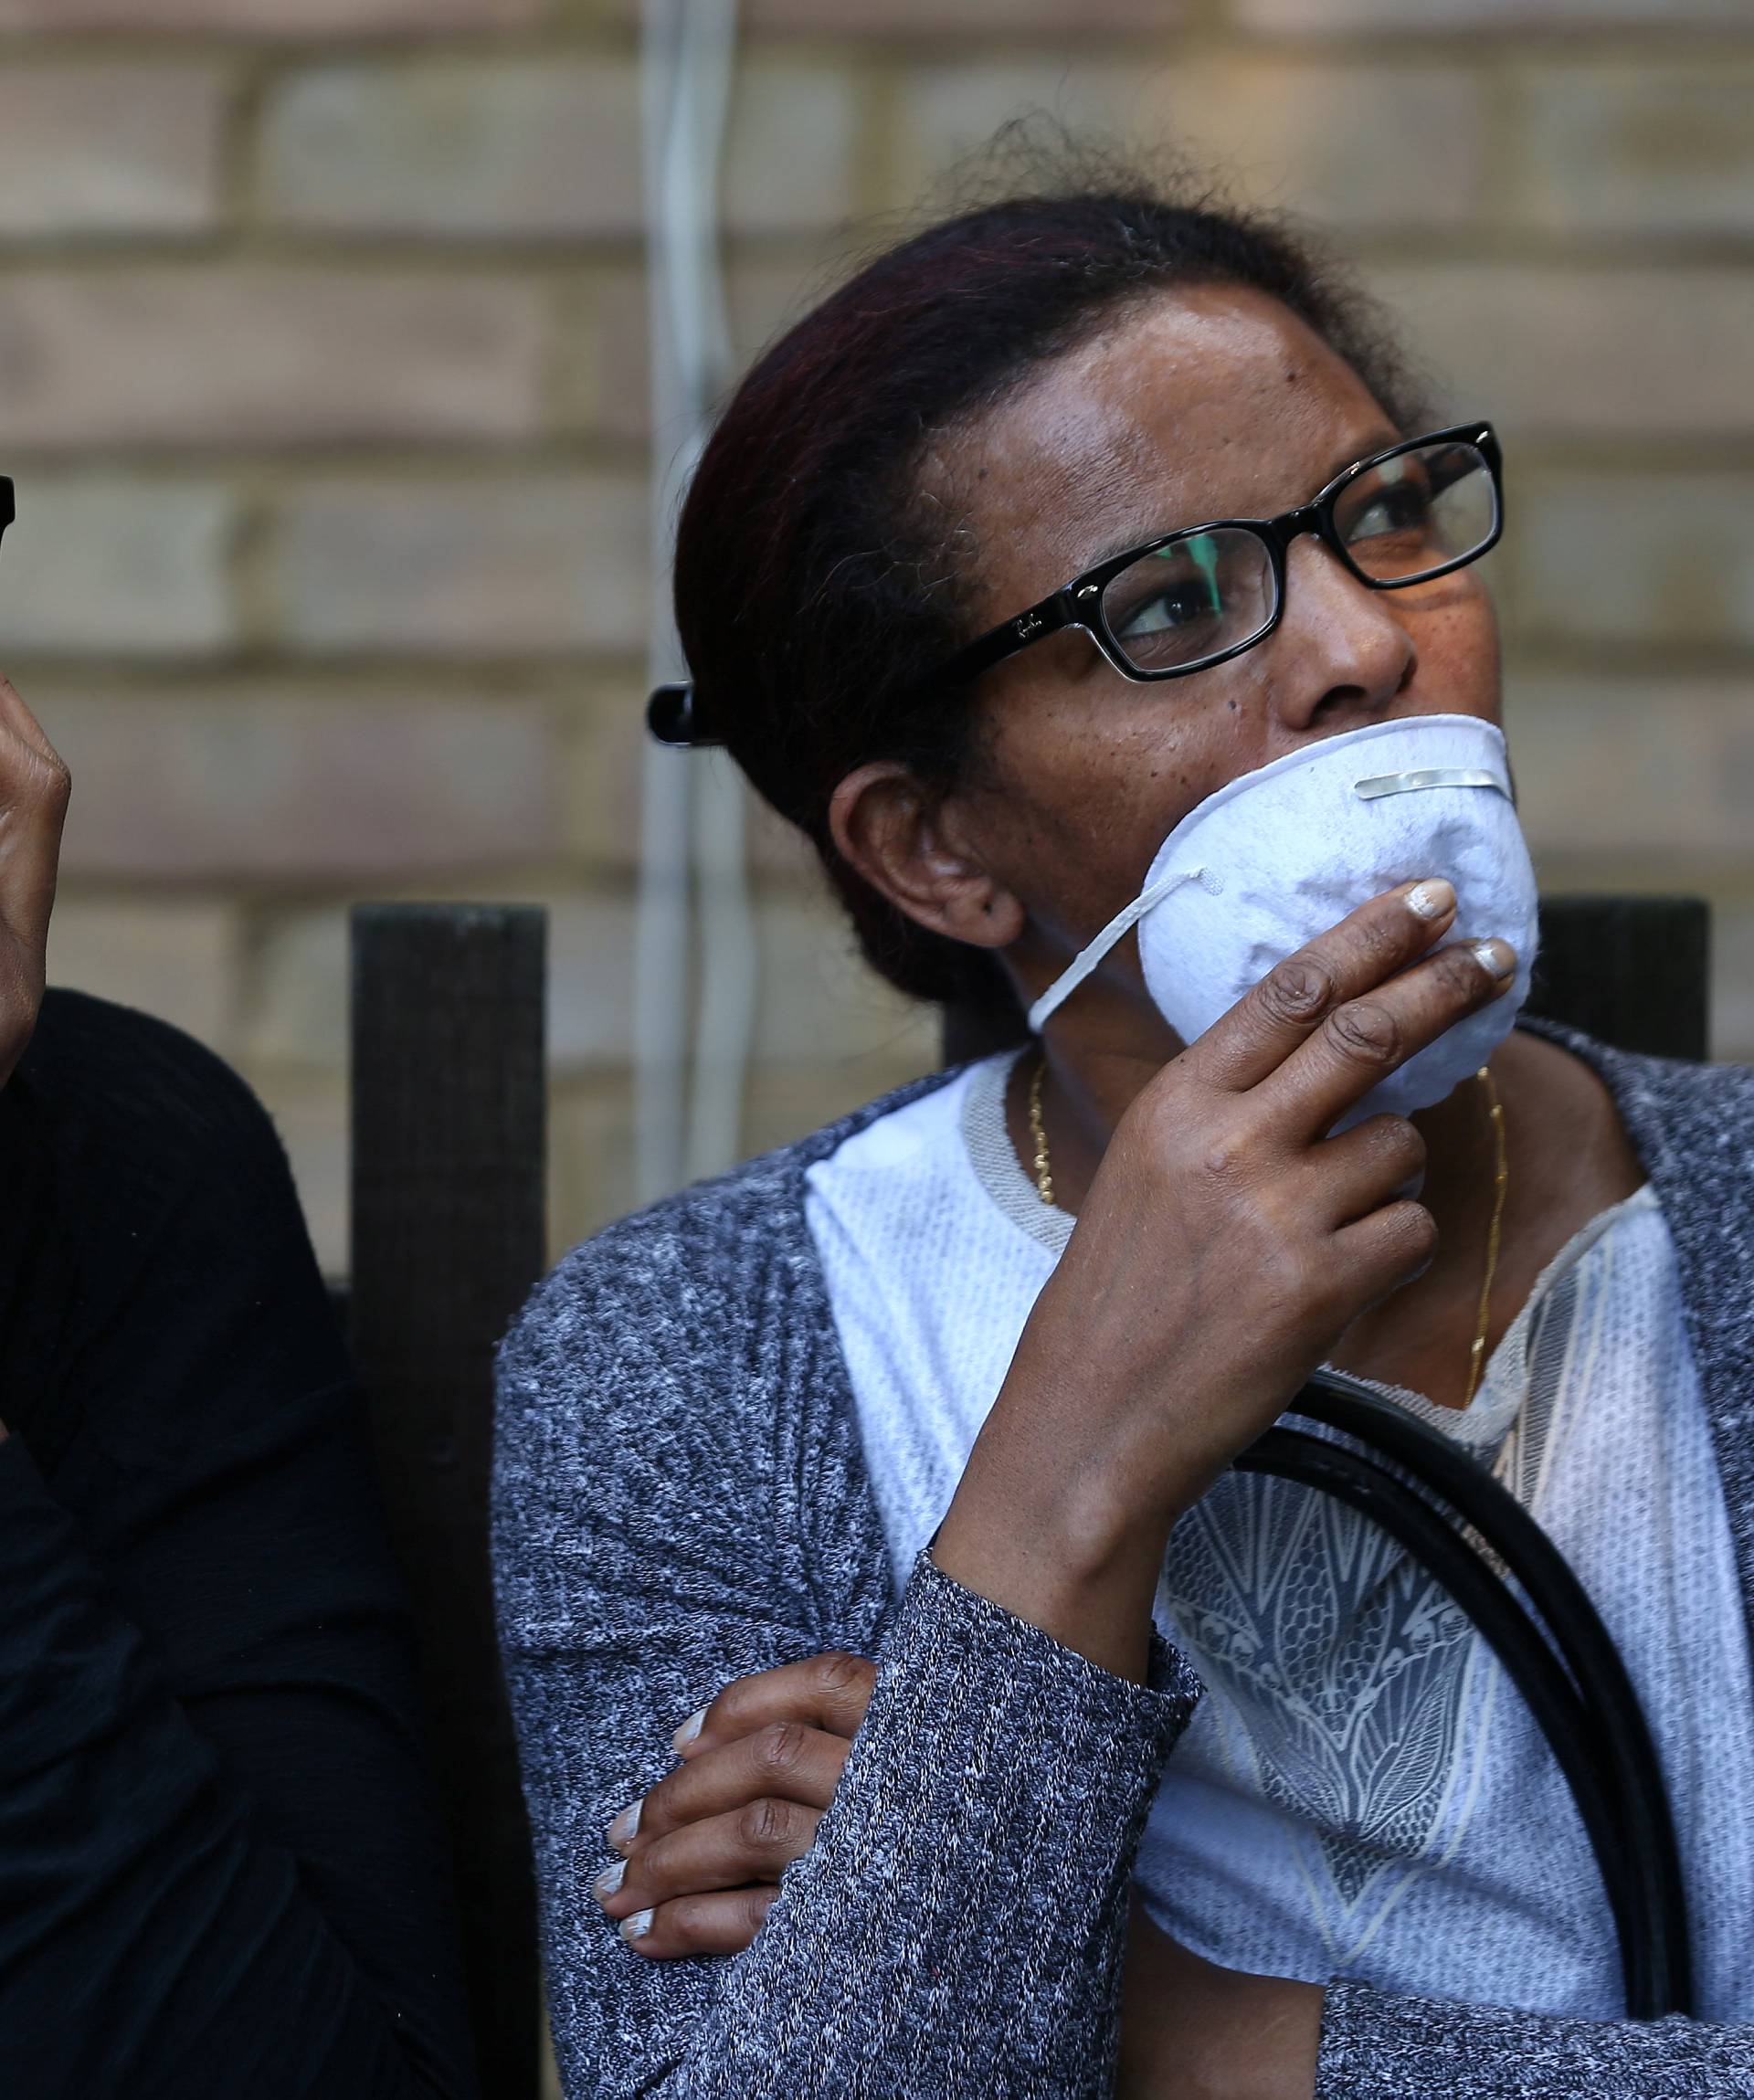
[1269,533,1417,734]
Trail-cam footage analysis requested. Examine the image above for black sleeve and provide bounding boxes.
[0,992,478,2100]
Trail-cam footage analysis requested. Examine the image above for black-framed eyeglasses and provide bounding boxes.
[929,420,1503,693]
[644,425,1501,745]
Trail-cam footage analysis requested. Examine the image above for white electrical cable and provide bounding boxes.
[635,0,753,1201]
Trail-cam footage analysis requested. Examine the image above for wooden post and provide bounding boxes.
[1527,896,1710,1063]
[349,904,547,2100]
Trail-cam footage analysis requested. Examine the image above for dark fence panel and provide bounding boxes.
[1527,895,1710,1063]
[349,903,547,2100]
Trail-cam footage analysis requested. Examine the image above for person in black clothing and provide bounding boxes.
[0,667,477,2096]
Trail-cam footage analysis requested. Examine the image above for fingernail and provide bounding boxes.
[671,1706,706,1754]
[619,1908,655,1942]
[592,1859,626,1903]
[1405,880,1455,922]
[1470,938,1516,984]
[607,1800,641,1852]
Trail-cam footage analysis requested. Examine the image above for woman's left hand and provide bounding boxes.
[595,1651,1322,2095]
[590,1651,876,1957]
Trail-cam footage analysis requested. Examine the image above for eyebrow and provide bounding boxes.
[1084,424,1413,566]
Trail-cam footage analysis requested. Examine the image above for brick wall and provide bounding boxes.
[2,0,1750,1273]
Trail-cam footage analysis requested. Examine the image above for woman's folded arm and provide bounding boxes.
[492,1226,1199,2100]
[1316,1977,1754,2098]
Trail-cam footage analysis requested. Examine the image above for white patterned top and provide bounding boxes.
[803,1048,1754,2019]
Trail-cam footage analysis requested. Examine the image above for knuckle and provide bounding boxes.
[659,1894,715,1948]
[1198,1139,1242,1186]
[1437,944,1491,997]
[1368,1113,1425,1169]
[1325,999,1401,1070]
[631,1779,670,1836]
[1390,1201,1440,1266]
[752,1720,808,1778]
[740,1795,805,1852]
[813,1650,873,1698]
[1255,955,1335,1027]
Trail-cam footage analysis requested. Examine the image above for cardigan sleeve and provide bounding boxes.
[1317,1978,1754,2096]
[491,1212,1200,2100]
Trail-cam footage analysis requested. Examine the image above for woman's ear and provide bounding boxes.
[828,762,1025,952]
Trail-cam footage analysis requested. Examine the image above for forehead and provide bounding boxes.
[932,286,1394,615]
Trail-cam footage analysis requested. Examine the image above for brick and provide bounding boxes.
[1511,472,1754,650]
[1236,0,1744,30]
[263,57,860,242]
[547,892,635,1069]
[1508,676,1754,866]
[741,0,1178,30]
[248,1075,348,1279]
[582,252,850,438]
[40,686,562,881]
[544,886,938,1074]
[724,62,864,235]
[0,66,223,238]
[547,1075,637,1251]
[0,478,236,656]
[244,908,347,1071]
[886,58,1485,229]
[1364,264,1754,438]
[558,675,647,869]
[0,0,540,33]
[751,892,939,1066]
[1518,66,1754,237]
[0,270,545,451]
[275,476,650,657]
[47,893,241,1055]
[261,60,642,240]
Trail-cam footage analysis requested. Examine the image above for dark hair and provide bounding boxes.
[672,150,1428,1008]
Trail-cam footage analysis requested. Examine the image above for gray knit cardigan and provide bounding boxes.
[492,1027,1754,2098]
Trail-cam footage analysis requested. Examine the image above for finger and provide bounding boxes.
[1264,935,1515,1139]
[610,1885,779,1961]
[1184,879,1457,1095]
[670,1650,876,1761]
[596,1799,822,1924]
[610,1722,850,1854]
[1333,1197,1441,1307]
[0,675,69,962]
[0,674,60,769]
[1301,1113,1427,1227]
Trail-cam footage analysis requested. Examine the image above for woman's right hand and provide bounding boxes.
[933,875,1515,1679]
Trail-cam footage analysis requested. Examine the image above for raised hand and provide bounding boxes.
[935,875,1516,1680]
[0,674,69,1089]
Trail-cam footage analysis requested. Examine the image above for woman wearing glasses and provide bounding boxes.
[495,170,1754,2096]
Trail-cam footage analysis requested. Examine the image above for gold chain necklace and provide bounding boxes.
[1027,1053,1510,1405]
[1463,1062,1510,1408]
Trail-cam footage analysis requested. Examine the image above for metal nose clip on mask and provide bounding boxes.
[1028,714,1541,1127]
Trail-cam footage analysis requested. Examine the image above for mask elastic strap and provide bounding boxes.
[1028,865,1209,1034]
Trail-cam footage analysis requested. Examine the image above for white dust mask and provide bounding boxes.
[1028,714,1539,1127]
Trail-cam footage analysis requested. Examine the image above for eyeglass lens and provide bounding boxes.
[1099,438,1495,676]
[1101,527,1276,673]
[1331,438,1496,586]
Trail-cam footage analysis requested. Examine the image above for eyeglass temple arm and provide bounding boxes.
[937,588,1076,689]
